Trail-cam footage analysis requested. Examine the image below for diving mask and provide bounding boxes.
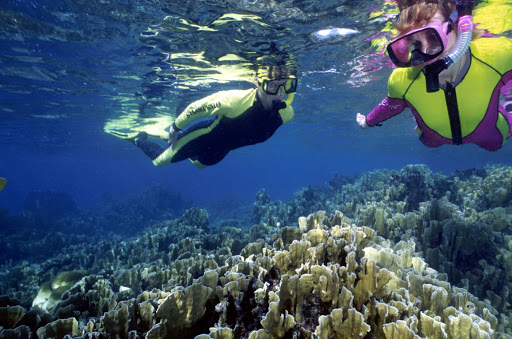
[259,76,298,95]
[387,21,453,68]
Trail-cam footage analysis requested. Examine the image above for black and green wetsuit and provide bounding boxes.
[135,88,294,168]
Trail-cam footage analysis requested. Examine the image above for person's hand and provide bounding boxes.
[356,113,368,129]
[168,125,179,149]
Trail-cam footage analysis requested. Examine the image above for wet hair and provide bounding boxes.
[256,62,297,80]
[255,46,297,80]
[264,66,292,80]
[394,0,456,34]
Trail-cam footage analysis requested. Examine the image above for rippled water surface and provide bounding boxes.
[1,0,512,211]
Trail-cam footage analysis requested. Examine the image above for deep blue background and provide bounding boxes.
[1,0,511,214]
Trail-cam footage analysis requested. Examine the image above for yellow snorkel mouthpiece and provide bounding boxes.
[285,92,295,106]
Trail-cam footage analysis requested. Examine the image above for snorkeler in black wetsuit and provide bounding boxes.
[110,66,297,169]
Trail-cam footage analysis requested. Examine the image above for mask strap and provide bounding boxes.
[445,9,458,34]
[422,5,473,92]
[444,21,453,35]
[448,9,459,26]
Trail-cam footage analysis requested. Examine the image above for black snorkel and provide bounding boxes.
[423,0,474,92]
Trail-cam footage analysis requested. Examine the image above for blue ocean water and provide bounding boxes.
[3,1,512,337]
[1,0,511,214]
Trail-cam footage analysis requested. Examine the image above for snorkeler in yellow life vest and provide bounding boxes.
[112,66,297,168]
[356,0,512,151]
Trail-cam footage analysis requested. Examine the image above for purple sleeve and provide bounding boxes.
[366,97,406,127]
[499,71,512,138]
[499,71,512,111]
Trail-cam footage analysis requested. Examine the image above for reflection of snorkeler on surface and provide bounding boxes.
[356,0,512,151]
[109,65,297,169]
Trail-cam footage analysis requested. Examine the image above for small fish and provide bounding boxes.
[0,178,6,191]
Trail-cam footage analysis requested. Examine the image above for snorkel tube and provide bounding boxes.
[423,0,474,92]
[284,92,295,106]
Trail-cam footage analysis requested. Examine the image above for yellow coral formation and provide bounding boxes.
[32,270,88,312]
[36,317,80,338]
[7,205,510,338]
[156,283,214,335]
[0,305,25,329]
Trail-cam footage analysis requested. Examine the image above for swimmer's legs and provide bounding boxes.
[135,137,168,160]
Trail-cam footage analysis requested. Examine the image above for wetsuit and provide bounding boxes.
[366,36,512,151]
[135,88,294,168]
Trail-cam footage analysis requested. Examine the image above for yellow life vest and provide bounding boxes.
[388,37,512,142]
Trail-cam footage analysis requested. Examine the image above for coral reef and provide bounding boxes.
[250,165,512,323]
[92,184,192,235]
[0,208,508,338]
[251,189,290,227]
[179,207,210,232]
[1,164,512,338]
[0,184,192,267]
[23,190,78,226]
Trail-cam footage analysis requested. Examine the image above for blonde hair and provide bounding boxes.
[395,0,482,39]
[394,0,456,34]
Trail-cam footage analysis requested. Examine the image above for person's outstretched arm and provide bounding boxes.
[356,97,406,129]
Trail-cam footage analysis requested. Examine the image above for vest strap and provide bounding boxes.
[444,82,463,145]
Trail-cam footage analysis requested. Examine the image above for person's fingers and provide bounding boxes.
[356,113,368,129]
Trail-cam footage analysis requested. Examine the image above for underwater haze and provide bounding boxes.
[2,0,512,213]
[2,0,512,338]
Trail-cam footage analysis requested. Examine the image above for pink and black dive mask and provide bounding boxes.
[387,21,453,68]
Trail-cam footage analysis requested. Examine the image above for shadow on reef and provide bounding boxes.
[2,164,512,338]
